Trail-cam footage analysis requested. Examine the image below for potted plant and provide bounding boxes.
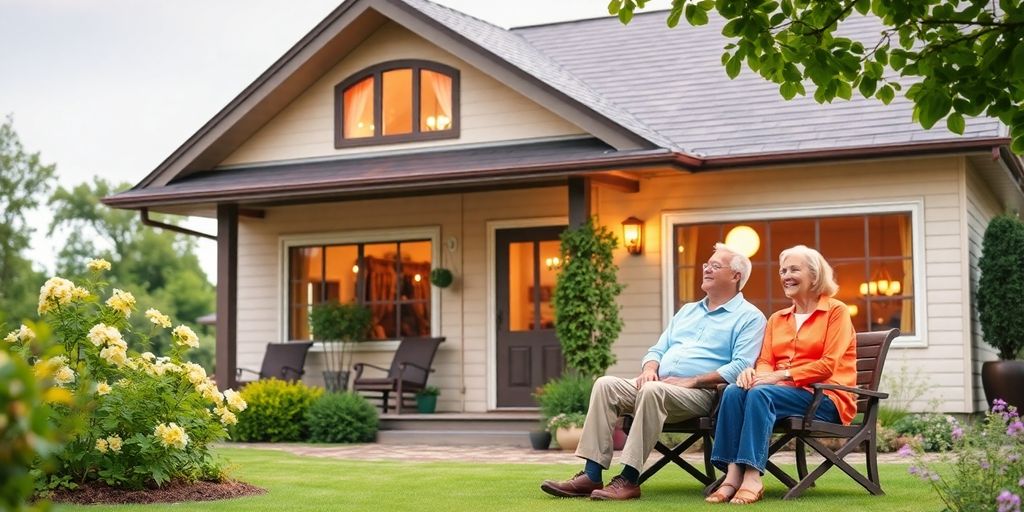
[415,385,440,413]
[553,217,624,378]
[309,301,372,393]
[977,214,1024,410]
[534,373,593,451]
[430,267,454,288]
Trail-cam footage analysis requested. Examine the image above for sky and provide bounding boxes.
[0,0,672,283]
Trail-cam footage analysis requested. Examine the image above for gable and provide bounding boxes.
[219,22,586,168]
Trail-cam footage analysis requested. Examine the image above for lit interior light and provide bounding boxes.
[725,225,761,258]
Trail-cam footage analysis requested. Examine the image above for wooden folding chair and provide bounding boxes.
[764,328,899,499]
[622,385,724,486]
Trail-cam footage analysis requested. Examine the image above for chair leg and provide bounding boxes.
[865,431,881,486]
[382,392,390,413]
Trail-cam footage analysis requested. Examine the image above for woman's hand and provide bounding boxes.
[736,368,756,389]
[751,371,787,387]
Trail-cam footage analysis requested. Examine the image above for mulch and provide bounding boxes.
[47,479,266,505]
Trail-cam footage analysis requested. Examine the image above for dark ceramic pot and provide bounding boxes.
[529,430,552,450]
[982,360,1024,411]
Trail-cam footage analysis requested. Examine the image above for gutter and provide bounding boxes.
[140,208,217,241]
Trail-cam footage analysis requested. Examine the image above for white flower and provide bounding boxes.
[4,324,34,344]
[99,345,128,367]
[38,277,76,314]
[105,289,136,318]
[96,382,112,395]
[182,362,207,386]
[195,381,222,404]
[145,308,171,328]
[106,435,123,453]
[95,438,109,453]
[171,325,199,349]
[54,365,75,386]
[154,422,188,450]
[87,324,124,348]
[224,389,247,412]
[215,405,238,426]
[86,258,111,272]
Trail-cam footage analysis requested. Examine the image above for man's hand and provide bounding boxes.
[636,362,659,390]
[661,376,698,388]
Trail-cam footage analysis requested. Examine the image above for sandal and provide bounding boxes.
[704,482,738,503]
[730,486,765,505]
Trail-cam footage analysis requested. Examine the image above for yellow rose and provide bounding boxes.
[154,422,188,450]
[95,438,109,453]
[54,365,75,386]
[87,258,111,272]
[107,435,123,453]
[171,325,199,349]
[38,277,76,314]
[224,389,247,412]
[105,289,136,318]
[145,308,172,329]
[97,382,112,395]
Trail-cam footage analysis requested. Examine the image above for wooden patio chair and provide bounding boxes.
[762,328,900,499]
[352,336,444,413]
[236,341,314,384]
[621,385,724,486]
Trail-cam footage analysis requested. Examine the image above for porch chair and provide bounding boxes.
[762,328,900,499]
[352,336,444,414]
[236,341,314,385]
[621,385,725,486]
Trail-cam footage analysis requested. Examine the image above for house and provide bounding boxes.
[104,0,1024,415]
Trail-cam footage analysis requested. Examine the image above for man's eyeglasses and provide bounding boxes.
[702,262,726,272]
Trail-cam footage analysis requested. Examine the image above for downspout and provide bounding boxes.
[139,207,217,240]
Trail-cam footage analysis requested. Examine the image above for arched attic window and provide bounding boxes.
[334,60,460,147]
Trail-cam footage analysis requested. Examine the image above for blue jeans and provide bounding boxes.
[711,384,839,474]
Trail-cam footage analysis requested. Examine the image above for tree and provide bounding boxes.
[0,115,57,324]
[609,0,1024,152]
[553,218,625,377]
[48,178,216,369]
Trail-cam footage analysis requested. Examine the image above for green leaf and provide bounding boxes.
[877,84,895,104]
[618,8,634,24]
[836,80,853,100]
[854,0,870,15]
[608,0,621,15]
[726,53,742,79]
[1012,135,1024,154]
[691,5,709,25]
[946,113,966,135]
[890,52,906,70]
[858,76,877,98]
[780,81,797,100]
[668,6,683,27]
[722,18,743,37]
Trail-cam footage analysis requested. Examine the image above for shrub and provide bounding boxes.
[902,400,1024,512]
[892,413,956,452]
[306,392,378,443]
[232,379,323,442]
[6,260,246,491]
[534,373,594,425]
[977,214,1024,360]
[546,412,586,431]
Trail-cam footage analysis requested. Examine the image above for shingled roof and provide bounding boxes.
[511,11,1005,158]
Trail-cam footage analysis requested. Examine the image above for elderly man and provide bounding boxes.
[540,243,767,501]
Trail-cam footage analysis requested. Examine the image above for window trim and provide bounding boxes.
[279,226,442,344]
[660,201,927,348]
[333,59,461,148]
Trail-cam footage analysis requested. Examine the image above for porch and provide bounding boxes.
[377,411,542,447]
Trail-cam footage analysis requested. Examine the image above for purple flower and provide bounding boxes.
[952,426,964,441]
[898,444,914,457]
[982,461,992,470]
[996,490,1021,512]
[994,399,1008,413]
[1008,421,1024,437]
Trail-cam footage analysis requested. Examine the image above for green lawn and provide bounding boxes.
[54,447,941,512]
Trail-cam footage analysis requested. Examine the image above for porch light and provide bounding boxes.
[725,225,760,258]
[621,217,644,255]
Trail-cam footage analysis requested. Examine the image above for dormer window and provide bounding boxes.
[335,60,459,147]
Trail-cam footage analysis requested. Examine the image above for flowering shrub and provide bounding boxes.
[892,412,957,452]
[546,412,586,431]
[902,400,1024,512]
[5,260,246,491]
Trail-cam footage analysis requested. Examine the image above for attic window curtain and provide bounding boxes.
[343,77,374,138]
[422,70,452,129]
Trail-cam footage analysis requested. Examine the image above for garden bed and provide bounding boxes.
[48,479,265,505]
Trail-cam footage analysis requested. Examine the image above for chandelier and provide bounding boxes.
[859,266,901,297]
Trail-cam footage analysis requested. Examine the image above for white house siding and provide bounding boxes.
[219,21,585,167]
[594,155,977,413]
[965,159,1006,411]
[234,187,567,413]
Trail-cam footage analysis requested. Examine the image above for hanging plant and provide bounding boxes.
[430,268,454,288]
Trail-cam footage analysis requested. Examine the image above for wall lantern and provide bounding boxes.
[621,217,644,255]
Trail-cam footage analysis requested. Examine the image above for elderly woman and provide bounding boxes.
[706,245,857,505]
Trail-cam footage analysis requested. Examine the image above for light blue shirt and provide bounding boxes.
[641,292,767,384]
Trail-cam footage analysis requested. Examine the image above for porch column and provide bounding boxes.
[215,203,239,391]
[568,176,592,228]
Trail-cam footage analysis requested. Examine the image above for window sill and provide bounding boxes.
[302,340,401,353]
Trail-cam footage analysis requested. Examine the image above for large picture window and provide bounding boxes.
[288,239,433,341]
[672,211,916,335]
[334,60,459,147]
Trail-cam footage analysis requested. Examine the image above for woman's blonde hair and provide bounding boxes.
[779,245,838,297]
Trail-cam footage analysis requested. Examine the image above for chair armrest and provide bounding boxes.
[236,367,261,378]
[353,362,390,380]
[280,365,304,380]
[812,383,889,399]
[398,361,433,373]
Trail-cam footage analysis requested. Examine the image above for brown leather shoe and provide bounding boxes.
[540,471,603,498]
[590,475,641,500]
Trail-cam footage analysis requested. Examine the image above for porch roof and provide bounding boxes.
[101,138,675,211]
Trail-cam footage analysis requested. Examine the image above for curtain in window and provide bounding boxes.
[343,78,374,138]
[898,215,913,333]
[422,70,452,130]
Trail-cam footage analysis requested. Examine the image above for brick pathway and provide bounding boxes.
[228,442,925,466]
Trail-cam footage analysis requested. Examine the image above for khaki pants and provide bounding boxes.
[575,376,714,472]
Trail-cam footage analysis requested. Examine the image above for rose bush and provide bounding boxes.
[902,399,1024,512]
[5,259,246,491]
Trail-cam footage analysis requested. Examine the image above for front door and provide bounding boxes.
[495,226,566,408]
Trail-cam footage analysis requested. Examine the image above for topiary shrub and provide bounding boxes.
[305,392,378,443]
[977,214,1024,360]
[231,379,323,442]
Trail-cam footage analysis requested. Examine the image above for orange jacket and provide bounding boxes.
[755,296,858,424]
